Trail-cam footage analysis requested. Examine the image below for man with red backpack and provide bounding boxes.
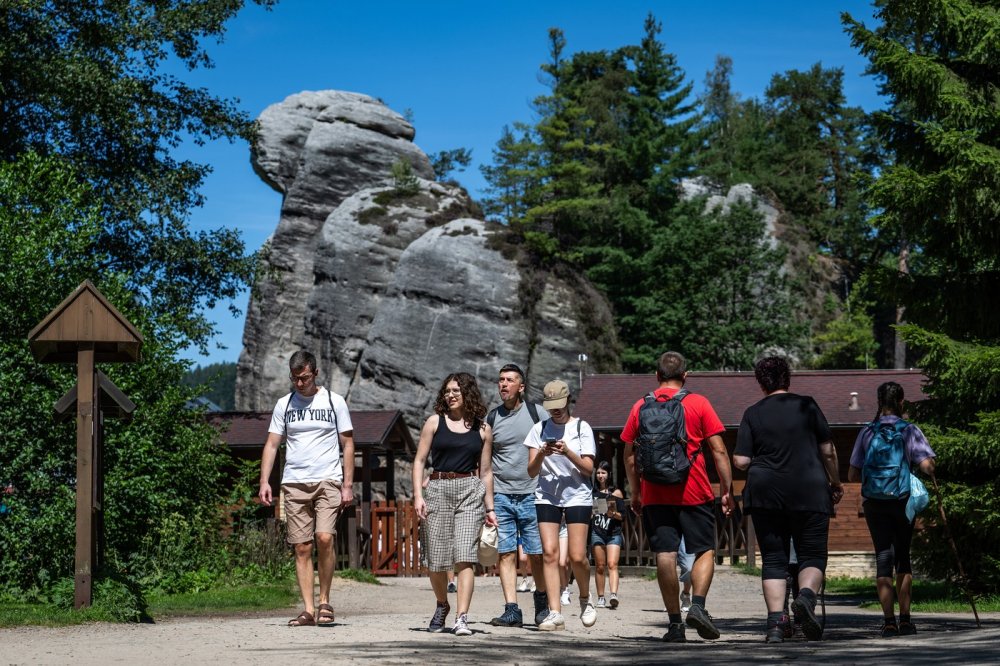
[622,351,734,643]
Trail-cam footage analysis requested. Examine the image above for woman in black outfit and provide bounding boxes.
[733,357,844,643]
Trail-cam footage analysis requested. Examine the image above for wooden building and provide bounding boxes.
[573,369,927,574]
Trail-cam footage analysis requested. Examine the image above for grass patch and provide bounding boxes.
[824,577,1000,613]
[146,581,299,617]
[0,603,122,628]
[336,568,381,585]
[730,562,762,577]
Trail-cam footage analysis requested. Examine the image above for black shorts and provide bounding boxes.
[536,503,591,525]
[642,503,716,555]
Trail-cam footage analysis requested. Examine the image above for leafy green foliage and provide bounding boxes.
[390,159,421,196]
[811,299,880,369]
[429,147,473,181]
[0,0,275,352]
[844,1,1000,592]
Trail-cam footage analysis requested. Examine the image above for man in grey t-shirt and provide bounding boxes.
[488,363,550,628]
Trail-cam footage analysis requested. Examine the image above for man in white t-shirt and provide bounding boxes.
[259,351,355,627]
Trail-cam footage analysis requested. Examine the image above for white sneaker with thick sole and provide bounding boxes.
[453,613,472,636]
[609,592,619,609]
[538,610,566,631]
[516,577,530,593]
[560,587,571,606]
[580,598,598,627]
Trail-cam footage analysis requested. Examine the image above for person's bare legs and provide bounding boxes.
[876,576,896,616]
[529,554,546,594]
[593,544,608,598]
[498,551,519,603]
[315,532,334,608]
[797,565,823,599]
[539,521,562,612]
[607,544,621,594]
[430,570,449,602]
[558,531,570,594]
[455,563,475,615]
[567,523,591,600]
[294,540,315,615]
[656,551,681,613]
[763,578,787,612]
[896,572,913,616]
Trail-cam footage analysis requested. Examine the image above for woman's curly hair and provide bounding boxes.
[434,372,487,428]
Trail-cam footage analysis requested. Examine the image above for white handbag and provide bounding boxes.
[477,523,499,567]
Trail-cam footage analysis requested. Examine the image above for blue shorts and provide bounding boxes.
[495,493,542,555]
[590,531,624,548]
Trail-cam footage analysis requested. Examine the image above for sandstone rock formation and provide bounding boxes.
[236,91,620,432]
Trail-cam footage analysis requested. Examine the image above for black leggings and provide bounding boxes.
[751,509,830,580]
[863,498,913,578]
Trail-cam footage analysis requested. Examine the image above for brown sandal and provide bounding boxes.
[316,603,335,626]
[288,610,315,627]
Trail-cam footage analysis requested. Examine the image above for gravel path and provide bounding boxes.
[3,567,996,665]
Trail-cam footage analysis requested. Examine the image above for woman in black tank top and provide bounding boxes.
[412,372,498,635]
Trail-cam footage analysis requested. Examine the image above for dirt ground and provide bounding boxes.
[2,567,996,665]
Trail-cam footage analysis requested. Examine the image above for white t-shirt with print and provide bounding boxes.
[523,417,596,507]
[268,386,353,484]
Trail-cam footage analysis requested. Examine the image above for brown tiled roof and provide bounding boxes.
[207,410,414,452]
[574,370,928,431]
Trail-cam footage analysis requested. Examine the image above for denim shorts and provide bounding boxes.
[589,531,624,548]
[494,492,542,555]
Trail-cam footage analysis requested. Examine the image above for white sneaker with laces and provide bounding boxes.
[560,587,571,606]
[538,610,566,631]
[453,613,472,636]
[580,598,598,627]
[609,592,619,609]
[596,596,607,608]
[516,577,530,593]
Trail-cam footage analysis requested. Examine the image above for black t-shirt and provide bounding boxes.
[735,392,834,514]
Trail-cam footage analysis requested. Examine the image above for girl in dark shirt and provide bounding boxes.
[734,357,843,643]
[590,460,625,609]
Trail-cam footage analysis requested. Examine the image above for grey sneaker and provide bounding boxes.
[490,604,523,627]
[663,622,687,642]
[428,600,450,633]
[791,594,823,641]
[453,612,472,636]
[580,598,597,627]
[680,591,691,613]
[538,610,566,631]
[685,604,721,640]
[609,592,619,609]
[533,590,549,626]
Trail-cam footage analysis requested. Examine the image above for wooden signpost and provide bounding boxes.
[28,281,142,608]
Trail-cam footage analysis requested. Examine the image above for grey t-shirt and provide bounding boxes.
[491,402,549,495]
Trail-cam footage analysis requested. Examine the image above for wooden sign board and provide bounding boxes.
[28,280,141,609]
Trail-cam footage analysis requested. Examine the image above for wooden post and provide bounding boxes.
[75,346,95,609]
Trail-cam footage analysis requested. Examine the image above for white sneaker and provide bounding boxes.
[609,592,619,609]
[538,610,566,631]
[596,596,607,609]
[680,592,691,613]
[453,613,472,636]
[530,580,536,592]
[580,598,597,627]
[516,577,530,593]
[560,587,571,606]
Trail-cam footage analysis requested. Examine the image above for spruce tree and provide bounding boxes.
[845,0,1000,591]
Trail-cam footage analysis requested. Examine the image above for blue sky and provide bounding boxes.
[177,0,883,367]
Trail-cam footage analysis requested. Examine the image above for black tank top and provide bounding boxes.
[429,417,483,473]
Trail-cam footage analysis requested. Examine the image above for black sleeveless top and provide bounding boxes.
[429,416,483,474]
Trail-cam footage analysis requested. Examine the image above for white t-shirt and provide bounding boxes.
[268,386,353,484]
[523,417,596,507]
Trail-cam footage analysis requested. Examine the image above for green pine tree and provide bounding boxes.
[845,0,1000,591]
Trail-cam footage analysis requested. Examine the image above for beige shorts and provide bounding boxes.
[282,480,344,544]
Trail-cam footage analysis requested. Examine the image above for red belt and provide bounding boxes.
[430,471,475,480]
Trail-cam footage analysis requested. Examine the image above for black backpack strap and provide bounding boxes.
[526,401,540,423]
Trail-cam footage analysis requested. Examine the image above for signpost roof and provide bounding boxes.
[28,280,143,363]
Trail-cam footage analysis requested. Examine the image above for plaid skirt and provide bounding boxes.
[420,475,485,572]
